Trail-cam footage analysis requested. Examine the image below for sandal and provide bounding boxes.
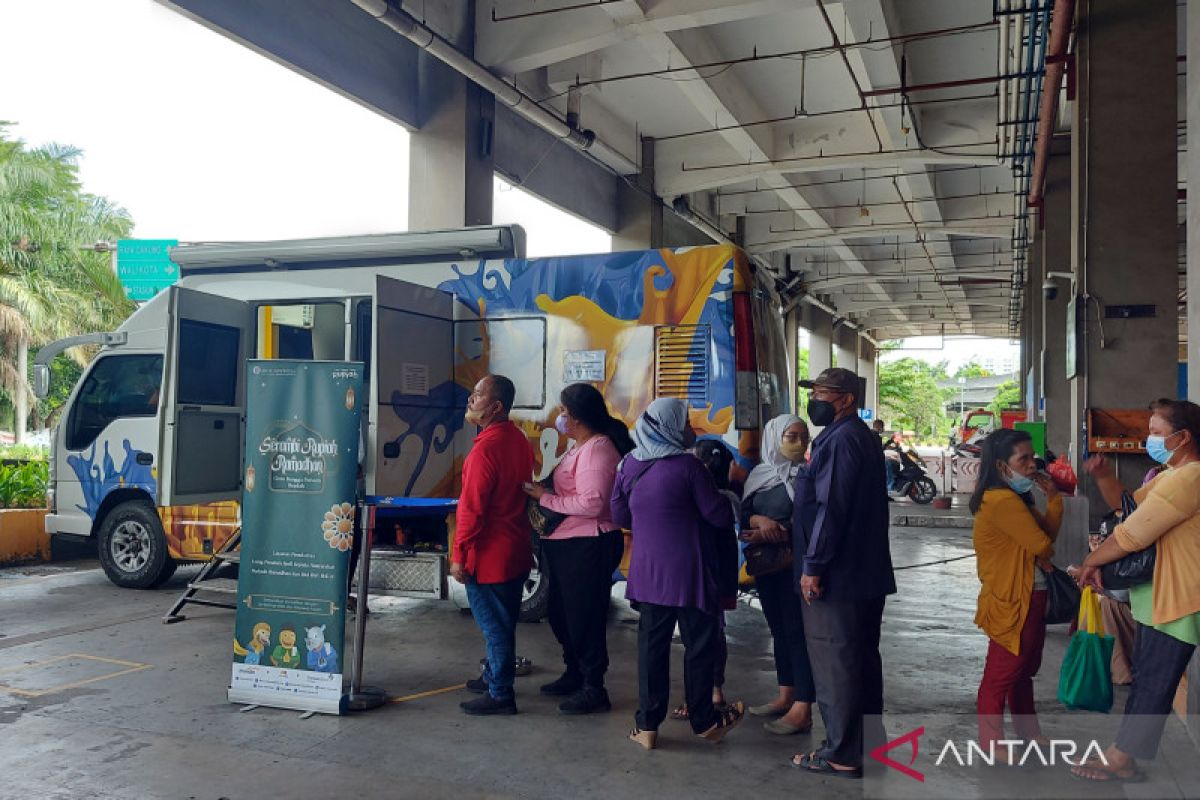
[629,727,657,750]
[670,703,689,721]
[792,752,863,779]
[697,701,745,743]
[1070,757,1144,783]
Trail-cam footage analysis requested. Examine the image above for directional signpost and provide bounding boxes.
[116,239,179,301]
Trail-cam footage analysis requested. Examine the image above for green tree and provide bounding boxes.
[954,361,990,378]
[878,357,953,443]
[0,125,134,440]
[987,379,1021,413]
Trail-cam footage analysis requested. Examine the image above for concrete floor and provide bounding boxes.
[1,525,1197,800]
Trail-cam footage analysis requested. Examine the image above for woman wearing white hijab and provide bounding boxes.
[741,413,815,735]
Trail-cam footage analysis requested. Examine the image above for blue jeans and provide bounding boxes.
[466,573,527,702]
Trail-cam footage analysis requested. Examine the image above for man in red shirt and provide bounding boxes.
[452,374,535,715]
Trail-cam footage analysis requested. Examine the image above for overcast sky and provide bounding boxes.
[0,0,609,256]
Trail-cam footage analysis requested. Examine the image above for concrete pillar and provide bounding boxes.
[1190,0,1200,401]
[833,323,857,374]
[1041,137,1073,456]
[858,343,878,418]
[784,305,801,413]
[408,3,494,229]
[1069,0,1177,492]
[1024,222,1044,422]
[804,302,833,377]
[1184,0,1200,747]
[613,138,661,250]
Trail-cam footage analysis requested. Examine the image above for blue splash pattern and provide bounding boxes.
[384,381,470,497]
[67,438,157,518]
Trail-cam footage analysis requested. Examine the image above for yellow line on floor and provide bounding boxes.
[387,683,466,704]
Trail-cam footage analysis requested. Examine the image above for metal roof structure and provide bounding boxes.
[161,0,1183,342]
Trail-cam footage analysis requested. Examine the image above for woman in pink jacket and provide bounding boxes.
[524,383,634,715]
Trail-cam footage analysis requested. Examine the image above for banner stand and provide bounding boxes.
[347,499,385,712]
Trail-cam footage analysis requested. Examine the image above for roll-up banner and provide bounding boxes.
[229,360,364,714]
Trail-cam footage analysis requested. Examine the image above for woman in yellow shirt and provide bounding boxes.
[970,428,1062,752]
[1073,399,1200,782]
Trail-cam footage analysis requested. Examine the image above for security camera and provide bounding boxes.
[1043,271,1074,301]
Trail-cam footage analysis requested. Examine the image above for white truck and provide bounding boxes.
[36,226,791,617]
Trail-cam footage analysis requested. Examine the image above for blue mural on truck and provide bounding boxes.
[67,439,157,518]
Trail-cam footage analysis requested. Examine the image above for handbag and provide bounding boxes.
[1057,586,1114,713]
[1099,491,1156,590]
[1044,567,1081,624]
[743,539,793,577]
[527,470,569,538]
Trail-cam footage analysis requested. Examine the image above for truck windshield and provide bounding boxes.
[65,354,164,450]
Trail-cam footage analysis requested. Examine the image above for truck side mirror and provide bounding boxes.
[33,364,50,400]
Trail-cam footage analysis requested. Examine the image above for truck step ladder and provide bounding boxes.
[163,529,242,623]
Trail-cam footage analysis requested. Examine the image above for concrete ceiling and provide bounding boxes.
[164,0,1058,341]
[475,0,1018,339]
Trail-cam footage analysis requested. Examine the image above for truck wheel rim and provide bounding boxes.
[111,521,152,572]
[523,555,542,602]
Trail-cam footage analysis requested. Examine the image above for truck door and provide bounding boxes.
[159,287,252,506]
[369,275,466,499]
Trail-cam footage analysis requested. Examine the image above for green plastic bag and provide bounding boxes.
[1057,587,1114,713]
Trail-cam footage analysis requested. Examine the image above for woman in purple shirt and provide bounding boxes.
[611,398,745,749]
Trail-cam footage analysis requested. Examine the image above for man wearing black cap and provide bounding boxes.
[790,367,895,779]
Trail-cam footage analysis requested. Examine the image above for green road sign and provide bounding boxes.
[116,239,179,301]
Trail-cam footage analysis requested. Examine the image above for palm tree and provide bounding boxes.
[0,125,134,441]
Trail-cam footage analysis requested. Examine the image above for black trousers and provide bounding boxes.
[756,568,816,701]
[1114,622,1197,759]
[636,603,720,734]
[542,530,623,689]
[802,596,887,769]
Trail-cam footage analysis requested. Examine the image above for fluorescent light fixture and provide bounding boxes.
[169,226,526,273]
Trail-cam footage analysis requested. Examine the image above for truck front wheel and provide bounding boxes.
[97,501,176,588]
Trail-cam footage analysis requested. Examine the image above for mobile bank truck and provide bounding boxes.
[35,226,791,619]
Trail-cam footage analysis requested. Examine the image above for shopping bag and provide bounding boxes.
[1056,587,1114,713]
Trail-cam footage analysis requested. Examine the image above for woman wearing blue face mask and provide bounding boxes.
[969,428,1063,755]
[1071,399,1200,783]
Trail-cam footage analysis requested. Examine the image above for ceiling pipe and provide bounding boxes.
[793,294,881,348]
[347,0,639,176]
[1026,0,1075,206]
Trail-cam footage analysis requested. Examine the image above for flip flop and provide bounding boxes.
[670,703,689,721]
[1070,758,1144,783]
[792,752,863,779]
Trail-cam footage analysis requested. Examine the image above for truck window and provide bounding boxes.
[256,302,347,361]
[483,317,546,409]
[65,354,164,451]
[179,320,239,406]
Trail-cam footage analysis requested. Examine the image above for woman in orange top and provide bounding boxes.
[970,428,1062,752]
[1072,399,1200,782]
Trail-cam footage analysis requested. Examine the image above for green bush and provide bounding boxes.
[0,445,48,462]
[0,462,48,508]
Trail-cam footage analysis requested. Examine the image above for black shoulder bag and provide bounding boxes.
[528,469,568,538]
[1099,491,1156,590]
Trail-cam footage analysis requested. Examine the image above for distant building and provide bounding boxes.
[940,372,1019,415]
[977,354,1017,375]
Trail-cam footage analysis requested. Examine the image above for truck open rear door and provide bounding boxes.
[369,275,467,499]
[160,287,252,507]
